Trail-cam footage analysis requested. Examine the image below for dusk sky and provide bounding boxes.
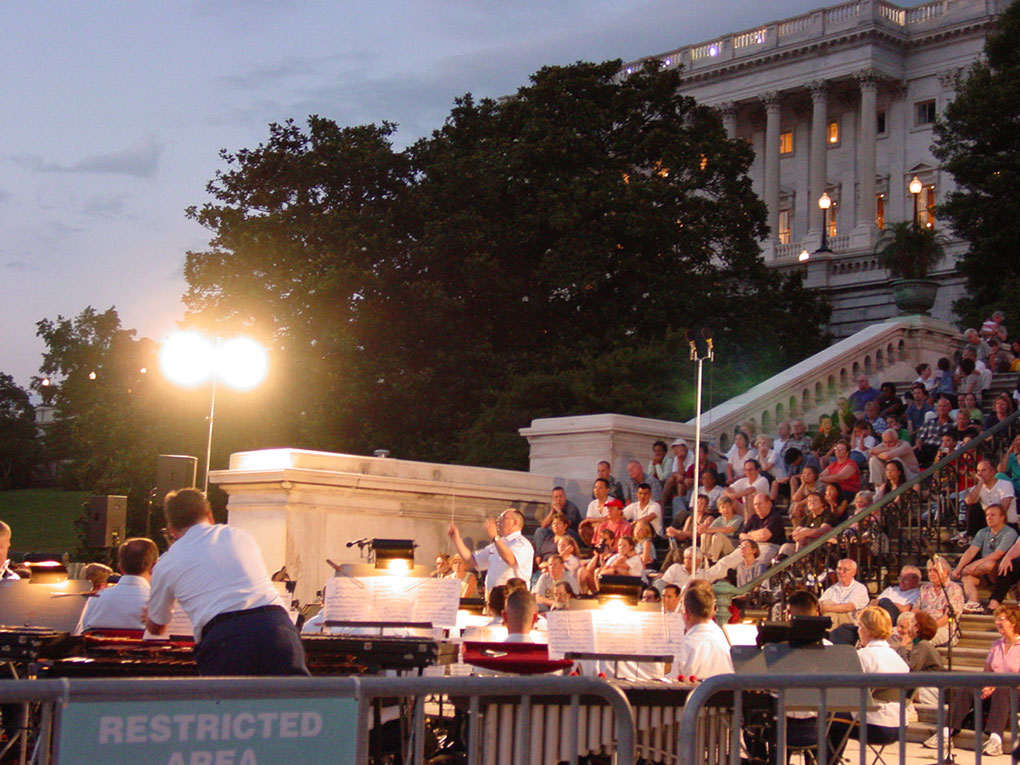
[0,0,927,391]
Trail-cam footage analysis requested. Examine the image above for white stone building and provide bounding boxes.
[623,0,1003,337]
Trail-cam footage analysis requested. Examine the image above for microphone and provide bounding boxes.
[346,538,371,548]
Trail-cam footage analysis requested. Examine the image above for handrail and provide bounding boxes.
[733,407,1020,598]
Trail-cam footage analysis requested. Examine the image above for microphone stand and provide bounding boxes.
[930,562,959,765]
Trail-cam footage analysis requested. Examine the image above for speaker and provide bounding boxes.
[87,495,127,548]
[156,454,198,504]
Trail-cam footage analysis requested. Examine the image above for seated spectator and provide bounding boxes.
[450,554,479,599]
[786,420,814,464]
[696,495,743,563]
[876,565,922,625]
[953,391,984,424]
[876,382,904,420]
[661,439,692,513]
[827,607,909,760]
[819,558,870,629]
[723,459,769,520]
[953,503,1017,612]
[787,492,834,554]
[963,327,993,365]
[913,395,954,468]
[647,440,671,484]
[666,494,713,546]
[819,440,861,498]
[551,581,575,610]
[810,414,840,463]
[963,459,1016,535]
[623,460,662,505]
[950,407,981,443]
[933,356,956,397]
[984,391,1017,434]
[849,375,881,416]
[623,483,663,537]
[592,499,632,542]
[75,539,158,634]
[661,584,682,613]
[555,537,582,580]
[824,483,849,525]
[918,558,964,646]
[532,555,579,611]
[579,479,613,544]
[848,419,877,471]
[738,494,786,563]
[725,433,752,485]
[863,400,887,434]
[533,486,582,556]
[641,586,660,604]
[895,611,942,706]
[696,468,723,511]
[915,363,937,393]
[790,463,821,523]
[868,428,921,487]
[980,311,1007,342]
[734,539,766,587]
[987,337,1013,374]
[675,581,734,680]
[753,435,778,483]
[657,546,698,591]
[534,512,579,564]
[633,520,657,571]
[997,434,1020,494]
[955,356,984,401]
[924,604,1020,757]
[886,415,909,443]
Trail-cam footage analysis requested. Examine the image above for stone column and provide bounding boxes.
[717,102,738,138]
[854,70,879,244]
[808,81,828,239]
[760,91,782,242]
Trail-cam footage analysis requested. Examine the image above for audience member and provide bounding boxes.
[595,461,624,502]
[725,433,752,484]
[913,395,954,467]
[647,440,671,484]
[875,565,922,625]
[623,483,663,536]
[723,459,769,519]
[917,557,964,647]
[623,460,662,505]
[0,521,19,580]
[533,487,582,554]
[868,428,921,486]
[532,555,579,611]
[738,494,786,563]
[849,375,881,415]
[819,558,870,628]
[954,503,1017,612]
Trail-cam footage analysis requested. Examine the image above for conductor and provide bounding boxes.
[145,488,309,676]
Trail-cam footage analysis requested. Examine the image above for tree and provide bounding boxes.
[874,221,948,279]
[933,0,1020,330]
[0,373,36,489]
[184,61,830,468]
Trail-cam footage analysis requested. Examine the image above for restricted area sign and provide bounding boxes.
[57,696,357,764]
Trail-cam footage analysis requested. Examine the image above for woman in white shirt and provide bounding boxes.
[599,536,643,579]
[725,432,752,484]
[828,606,908,759]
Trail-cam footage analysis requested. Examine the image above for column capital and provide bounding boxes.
[938,68,963,90]
[716,101,737,119]
[807,80,829,101]
[853,69,883,90]
[759,91,782,110]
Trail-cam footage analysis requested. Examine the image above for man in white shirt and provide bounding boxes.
[623,484,663,536]
[819,558,871,628]
[531,555,579,610]
[503,589,539,643]
[0,521,19,580]
[723,459,770,519]
[75,538,158,634]
[675,581,733,680]
[965,459,1016,525]
[146,488,308,676]
[449,508,534,595]
[661,584,682,614]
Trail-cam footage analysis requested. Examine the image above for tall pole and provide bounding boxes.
[691,356,704,572]
[203,368,218,494]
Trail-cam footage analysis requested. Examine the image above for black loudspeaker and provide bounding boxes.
[87,495,127,548]
[156,454,198,504]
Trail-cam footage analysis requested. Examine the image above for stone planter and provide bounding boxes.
[890,278,939,316]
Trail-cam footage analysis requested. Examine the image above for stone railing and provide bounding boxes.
[685,315,959,451]
[620,0,980,77]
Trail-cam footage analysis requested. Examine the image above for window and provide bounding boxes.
[876,110,887,135]
[778,209,792,244]
[876,193,885,230]
[915,100,937,126]
[919,183,937,228]
[825,200,838,238]
[779,130,794,155]
[827,121,839,145]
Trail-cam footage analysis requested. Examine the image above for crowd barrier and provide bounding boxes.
[678,671,1020,765]
[0,674,636,765]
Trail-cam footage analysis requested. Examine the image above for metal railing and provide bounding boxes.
[679,671,1020,765]
[734,408,1020,607]
[0,675,636,765]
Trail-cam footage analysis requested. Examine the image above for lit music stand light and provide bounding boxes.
[27,560,68,585]
[371,539,416,573]
[596,575,643,606]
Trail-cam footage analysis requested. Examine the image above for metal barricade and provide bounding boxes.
[678,672,1020,765]
[0,674,637,765]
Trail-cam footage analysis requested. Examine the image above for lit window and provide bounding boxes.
[919,183,937,228]
[876,194,885,230]
[825,200,838,238]
[915,100,937,126]
[778,210,792,244]
[876,110,887,134]
[827,121,839,144]
[779,131,794,155]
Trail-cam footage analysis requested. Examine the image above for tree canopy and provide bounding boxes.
[184,60,830,468]
[0,373,35,489]
[933,0,1020,330]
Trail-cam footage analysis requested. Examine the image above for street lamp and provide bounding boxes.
[160,332,268,493]
[685,327,715,572]
[909,175,923,228]
[814,192,833,254]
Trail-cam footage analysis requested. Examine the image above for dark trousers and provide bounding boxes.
[950,686,1011,737]
[195,605,310,676]
[990,563,1020,604]
[827,717,898,761]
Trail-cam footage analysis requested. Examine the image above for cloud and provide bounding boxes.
[16,135,161,178]
[82,193,129,218]
[0,190,10,203]
[3,261,34,271]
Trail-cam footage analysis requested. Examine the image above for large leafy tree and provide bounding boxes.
[185,60,830,468]
[933,0,1020,330]
[0,373,36,489]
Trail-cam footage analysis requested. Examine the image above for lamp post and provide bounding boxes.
[814,192,833,254]
[909,175,923,229]
[685,327,715,573]
[160,333,268,493]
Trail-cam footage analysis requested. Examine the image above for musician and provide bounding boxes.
[503,589,539,643]
[75,538,158,634]
[448,508,534,596]
[675,581,733,680]
[661,584,682,614]
[145,488,309,676]
[0,521,18,579]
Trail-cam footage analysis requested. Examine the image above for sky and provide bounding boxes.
[0,0,928,391]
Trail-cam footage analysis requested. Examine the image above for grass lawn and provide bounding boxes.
[0,488,89,556]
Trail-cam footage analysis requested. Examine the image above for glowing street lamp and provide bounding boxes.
[909,175,923,229]
[814,192,833,255]
[160,332,268,492]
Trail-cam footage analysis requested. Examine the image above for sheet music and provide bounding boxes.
[323,575,460,628]
[143,606,194,640]
[546,610,595,659]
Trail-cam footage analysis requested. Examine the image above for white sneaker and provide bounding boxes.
[983,736,1003,756]
[905,702,918,724]
[923,731,948,749]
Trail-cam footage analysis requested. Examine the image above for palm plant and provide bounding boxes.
[874,220,948,280]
